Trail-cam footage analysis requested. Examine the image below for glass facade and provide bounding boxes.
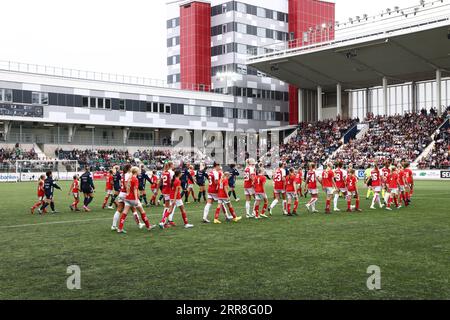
[351,79,450,120]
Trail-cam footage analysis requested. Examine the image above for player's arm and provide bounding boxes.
[53,182,62,190]
[89,176,95,190]
[68,182,74,195]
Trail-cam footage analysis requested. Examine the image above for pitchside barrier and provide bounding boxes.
[1,169,449,183]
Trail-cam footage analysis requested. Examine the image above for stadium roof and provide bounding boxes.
[247,11,450,91]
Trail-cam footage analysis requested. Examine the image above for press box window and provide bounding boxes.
[119,100,126,110]
[105,99,111,109]
[82,97,89,107]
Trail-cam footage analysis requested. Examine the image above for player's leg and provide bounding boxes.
[269,192,279,215]
[203,197,213,223]
[118,204,131,233]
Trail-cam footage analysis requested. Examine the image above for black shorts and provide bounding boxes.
[44,193,53,200]
[197,182,205,187]
[114,187,120,193]
[82,188,93,194]
[138,186,145,191]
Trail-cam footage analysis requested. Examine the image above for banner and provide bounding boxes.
[0,173,19,182]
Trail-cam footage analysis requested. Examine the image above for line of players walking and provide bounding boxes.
[29,157,414,233]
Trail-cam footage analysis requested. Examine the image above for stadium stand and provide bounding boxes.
[0,143,39,162]
[418,125,450,169]
[332,112,444,169]
[278,118,357,167]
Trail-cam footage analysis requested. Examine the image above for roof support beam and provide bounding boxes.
[290,60,342,85]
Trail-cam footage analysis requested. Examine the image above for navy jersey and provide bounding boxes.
[137,170,151,189]
[195,170,207,186]
[80,172,95,191]
[228,168,240,187]
[113,172,121,192]
[43,177,61,196]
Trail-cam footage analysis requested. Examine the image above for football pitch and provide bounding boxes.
[1,180,449,300]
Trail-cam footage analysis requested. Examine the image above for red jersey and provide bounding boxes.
[334,168,346,189]
[295,172,302,185]
[371,168,381,187]
[388,172,399,189]
[170,178,182,200]
[285,175,296,192]
[346,176,357,192]
[398,169,406,186]
[71,179,79,193]
[207,170,221,194]
[403,168,413,184]
[322,169,335,188]
[306,170,317,189]
[381,167,391,183]
[254,175,267,194]
[217,178,229,199]
[189,170,195,183]
[150,175,158,189]
[273,168,285,190]
[125,176,139,201]
[37,180,45,197]
[161,171,172,195]
[243,167,255,189]
[106,173,113,190]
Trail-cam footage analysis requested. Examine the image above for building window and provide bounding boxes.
[90,97,96,108]
[97,98,104,109]
[119,99,125,110]
[236,2,246,13]
[82,97,89,107]
[105,99,111,109]
[257,27,265,38]
[32,92,40,105]
[165,104,171,114]
[257,7,266,18]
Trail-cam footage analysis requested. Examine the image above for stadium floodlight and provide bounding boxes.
[363,14,368,20]
[349,17,353,24]
[386,8,392,15]
[414,7,420,15]
[420,0,425,7]
[394,6,400,13]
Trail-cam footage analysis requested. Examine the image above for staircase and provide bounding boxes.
[32,143,48,160]
[413,118,449,167]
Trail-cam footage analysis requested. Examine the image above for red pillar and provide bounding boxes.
[288,0,335,124]
[180,1,211,91]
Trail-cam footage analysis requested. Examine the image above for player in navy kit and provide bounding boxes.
[39,171,62,214]
[195,164,208,202]
[137,164,152,207]
[80,167,95,212]
[109,165,122,208]
[228,164,240,202]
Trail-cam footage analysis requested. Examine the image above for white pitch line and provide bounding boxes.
[0,217,111,229]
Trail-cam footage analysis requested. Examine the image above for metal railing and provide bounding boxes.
[0,60,213,93]
[247,3,450,62]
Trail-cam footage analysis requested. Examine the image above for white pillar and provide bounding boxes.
[336,83,342,119]
[382,77,388,116]
[348,91,353,119]
[436,69,442,116]
[317,86,323,121]
[298,88,303,123]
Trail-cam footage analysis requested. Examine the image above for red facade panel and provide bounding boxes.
[288,0,335,124]
[180,1,211,91]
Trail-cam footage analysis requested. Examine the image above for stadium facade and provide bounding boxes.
[166,0,335,125]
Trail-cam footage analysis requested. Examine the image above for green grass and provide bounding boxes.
[1,180,449,300]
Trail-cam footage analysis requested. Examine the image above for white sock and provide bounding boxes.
[282,200,287,212]
[371,194,378,207]
[222,205,232,219]
[112,211,120,227]
[203,203,211,220]
[245,201,251,216]
[169,206,176,221]
[270,199,278,210]
[333,194,339,209]
[384,193,390,204]
[311,198,318,210]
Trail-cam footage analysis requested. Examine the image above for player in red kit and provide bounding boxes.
[305,163,319,213]
[397,163,408,207]
[102,169,115,209]
[254,168,269,219]
[345,169,362,212]
[370,163,384,210]
[381,161,391,205]
[117,166,156,234]
[214,172,242,224]
[159,170,194,229]
[31,174,46,214]
[333,162,347,212]
[149,170,159,206]
[243,158,257,218]
[202,162,222,223]
[386,166,401,210]
[295,167,304,199]
[321,163,336,214]
[269,162,287,216]
[68,174,81,212]
[160,161,175,227]
[285,168,299,216]
[403,162,414,204]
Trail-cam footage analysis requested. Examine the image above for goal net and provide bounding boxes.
[13,160,80,182]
